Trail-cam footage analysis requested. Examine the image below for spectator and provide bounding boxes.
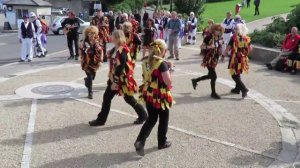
[108,11,115,34]
[166,11,181,60]
[134,10,142,24]
[254,0,260,16]
[247,0,251,8]
[287,39,300,75]
[115,12,122,30]
[142,11,149,27]
[266,27,300,70]
[142,19,156,59]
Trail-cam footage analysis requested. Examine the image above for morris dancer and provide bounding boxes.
[80,26,103,99]
[186,12,197,45]
[89,30,147,126]
[123,21,142,66]
[221,12,234,54]
[192,24,224,99]
[222,23,252,98]
[135,39,174,156]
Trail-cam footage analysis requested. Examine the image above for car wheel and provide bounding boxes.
[53,31,59,35]
[58,28,64,35]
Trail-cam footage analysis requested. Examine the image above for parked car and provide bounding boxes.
[50,16,90,35]
[51,8,64,15]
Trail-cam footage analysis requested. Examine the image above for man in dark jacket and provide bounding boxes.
[61,11,80,60]
[134,10,142,24]
[142,11,149,27]
[108,11,115,34]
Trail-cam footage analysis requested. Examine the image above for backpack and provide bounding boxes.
[40,19,49,34]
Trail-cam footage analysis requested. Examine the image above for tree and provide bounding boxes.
[104,0,145,12]
[174,0,205,28]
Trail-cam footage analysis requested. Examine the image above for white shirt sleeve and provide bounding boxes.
[18,23,22,39]
[35,19,42,34]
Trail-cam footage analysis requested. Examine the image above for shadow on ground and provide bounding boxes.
[38,147,157,168]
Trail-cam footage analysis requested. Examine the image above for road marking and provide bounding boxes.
[21,99,37,168]
[0,33,17,38]
[73,98,285,162]
[0,42,7,46]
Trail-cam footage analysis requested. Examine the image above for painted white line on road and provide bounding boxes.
[73,98,286,162]
[21,99,37,168]
[0,42,7,46]
[0,94,24,101]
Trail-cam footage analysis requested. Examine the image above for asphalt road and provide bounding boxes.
[0,32,76,66]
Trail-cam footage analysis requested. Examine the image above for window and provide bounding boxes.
[16,9,29,19]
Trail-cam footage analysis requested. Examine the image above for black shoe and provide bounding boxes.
[242,89,249,99]
[19,59,25,62]
[230,88,240,94]
[28,59,32,62]
[265,63,273,70]
[167,56,174,59]
[88,92,93,99]
[75,55,79,60]
[175,58,180,61]
[44,51,48,56]
[185,42,191,45]
[211,93,221,99]
[158,141,172,150]
[134,141,145,156]
[133,117,147,125]
[191,79,198,90]
[67,56,74,60]
[88,120,105,127]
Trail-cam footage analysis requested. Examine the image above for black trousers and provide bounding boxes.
[255,4,260,15]
[67,33,79,56]
[96,80,147,123]
[136,103,169,146]
[232,74,247,92]
[247,0,250,8]
[194,67,217,94]
[85,71,96,93]
[103,42,107,62]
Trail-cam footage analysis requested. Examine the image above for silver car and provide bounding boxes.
[51,16,90,35]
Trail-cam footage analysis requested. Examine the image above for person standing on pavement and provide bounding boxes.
[80,26,104,99]
[186,12,198,45]
[18,14,36,62]
[142,19,156,59]
[108,11,115,35]
[163,11,171,43]
[135,39,173,156]
[192,24,224,99]
[62,11,80,60]
[115,12,123,30]
[142,11,149,28]
[89,30,148,127]
[134,10,142,25]
[221,12,235,54]
[222,23,252,98]
[166,11,181,60]
[254,0,260,16]
[29,12,47,58]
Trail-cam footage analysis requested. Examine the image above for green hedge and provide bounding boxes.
[205,0,233,2]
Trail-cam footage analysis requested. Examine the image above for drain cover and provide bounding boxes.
[15,82,85,99]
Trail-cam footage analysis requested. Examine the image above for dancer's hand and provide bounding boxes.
[111,82,118,90]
